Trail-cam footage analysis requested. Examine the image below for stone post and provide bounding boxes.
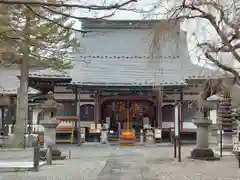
[100,124,108,144]
[190,111,219,160]
[145,129,155,145]
[140,129,144,144]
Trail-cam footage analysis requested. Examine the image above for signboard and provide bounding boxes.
[174,104,179,136]
[155,128,162,139]
[80,127,85,139]
[89,123,101,133]
[233,141,240,152]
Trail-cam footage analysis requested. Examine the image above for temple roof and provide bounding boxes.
[0,67,70,95]
[0,67,40,95]
[70,19,223,86]
[28,68,71,79]
[0,19,226,94]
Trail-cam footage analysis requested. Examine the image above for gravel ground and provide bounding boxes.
[0,144,240,180]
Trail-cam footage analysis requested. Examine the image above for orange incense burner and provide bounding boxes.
[120,130,136,139]
[120,130,136,146]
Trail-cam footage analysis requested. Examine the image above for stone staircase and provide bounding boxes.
[107,131,141,144]
[107,132,119,143]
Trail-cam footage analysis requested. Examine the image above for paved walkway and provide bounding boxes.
[0,144,240,179]
[0,148,33,161]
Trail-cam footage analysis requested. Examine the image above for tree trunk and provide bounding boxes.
[12,14,31,148]
[13,60,29,147]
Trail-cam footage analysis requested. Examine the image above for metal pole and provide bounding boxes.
[178,88,183,162]
[76,87,81,146]
[174,136,177,158]
[220,127,223,158]
[178,103,181,162]
[238,152,240,168]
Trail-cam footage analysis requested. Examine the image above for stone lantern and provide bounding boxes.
[190,111,216,160]
[37,92,65,160]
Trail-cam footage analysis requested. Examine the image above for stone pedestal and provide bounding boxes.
[40,119,60,148]
[190,118,219,160]
[40,119,66,160]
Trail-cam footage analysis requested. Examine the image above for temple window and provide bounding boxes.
[56,102,76,116]
[162,105,174,122]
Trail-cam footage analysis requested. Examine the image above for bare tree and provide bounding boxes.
[151,0,240,85]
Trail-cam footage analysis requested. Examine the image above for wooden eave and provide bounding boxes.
[67,84,186,93]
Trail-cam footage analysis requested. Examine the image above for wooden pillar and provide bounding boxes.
[75,86,81,146]
[156,88,163,129]
[99,95,102,123]
[94,91,100,128]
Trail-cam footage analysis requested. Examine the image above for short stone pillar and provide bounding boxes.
[190,111,218,160]
[100,124,108,144]
[145,129,155,145]
[140,129,144,144]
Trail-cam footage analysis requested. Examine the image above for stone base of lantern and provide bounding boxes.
[190,148,219,161]
[40,119,66,160]
[190,119,220,161]
[40,148,66,161]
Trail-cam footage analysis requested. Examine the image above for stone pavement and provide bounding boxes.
[1,144,240,179]
[0,148,33,161]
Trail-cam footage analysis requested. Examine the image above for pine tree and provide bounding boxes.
[0,3,79,147]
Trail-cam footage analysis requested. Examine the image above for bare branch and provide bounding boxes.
[178,1,240,62]
[0,0,137,10]
[41,5,116,20]
[25,5,89,34]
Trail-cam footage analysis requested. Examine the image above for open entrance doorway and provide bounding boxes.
[101,99,156,141]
